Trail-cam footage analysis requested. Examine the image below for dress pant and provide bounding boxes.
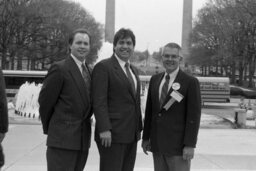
[47,146,88,171]
[0,144,4,168]
[96,141,137,171]
[153,153,190,171]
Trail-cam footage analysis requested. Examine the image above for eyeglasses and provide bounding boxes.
[162,54,180,59]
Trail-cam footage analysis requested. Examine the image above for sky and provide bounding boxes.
[73,0,207,53]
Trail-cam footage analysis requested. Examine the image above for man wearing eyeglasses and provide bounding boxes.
[142,43,201,171]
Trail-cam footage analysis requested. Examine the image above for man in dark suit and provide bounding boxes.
[142,43,201,171]
[38,29,92,171]
[0,69,8,170]
[92,28,143,171]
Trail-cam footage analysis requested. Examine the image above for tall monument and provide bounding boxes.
[181,0,193,60]
[105,0,115,43]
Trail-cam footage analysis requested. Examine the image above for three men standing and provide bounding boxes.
[142,43,201,171]
[92,28,143,171]
[39,29,92,171]
[39,27,200,171]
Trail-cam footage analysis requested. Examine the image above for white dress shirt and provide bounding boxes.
[114,54,137,91]
[71,54,86,75]
[159,67,179,99]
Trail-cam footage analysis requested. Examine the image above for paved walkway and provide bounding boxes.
[2,121,256,171]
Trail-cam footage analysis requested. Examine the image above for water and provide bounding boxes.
[15,82,42,119]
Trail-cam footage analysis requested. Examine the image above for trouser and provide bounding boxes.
[96,141,137,171]
[46,146,88,171]
[153,153,190,171]
[0,144,4,168]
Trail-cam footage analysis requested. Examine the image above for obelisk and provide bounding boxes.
[105,0,115,43]
[181,0,193,60]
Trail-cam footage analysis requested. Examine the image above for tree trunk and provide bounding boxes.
[220,63,224,76]
[17,49,23,70]
[27,57,30,70]
[248,56,256,88]
[31,58,36,70]
[1,49,7,69]
[10,51,15,70]
[231,62,236,84]
[243,63,248,84]
[238,61,244,86]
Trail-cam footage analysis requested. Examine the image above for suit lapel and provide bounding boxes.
[161,70,183,110]
[111,56,136,100]
[67,57,90,106]
[155,73,165,111]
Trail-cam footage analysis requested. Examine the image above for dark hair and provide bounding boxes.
[113,28,136,47]
[68,28,91,45]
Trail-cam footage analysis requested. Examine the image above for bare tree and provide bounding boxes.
[190,0,256,87]
[0,0,103,70]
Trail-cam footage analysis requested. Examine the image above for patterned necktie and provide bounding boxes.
[125,62,136,95]
[160,74,170,107]
[81,63,91,92]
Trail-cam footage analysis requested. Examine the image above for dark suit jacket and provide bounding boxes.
[92,55,143,143]
[38,56,92,151]
[143,70,201,156]
[0,69,8,134]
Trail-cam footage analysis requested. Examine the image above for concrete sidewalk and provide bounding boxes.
[2,123,256,171]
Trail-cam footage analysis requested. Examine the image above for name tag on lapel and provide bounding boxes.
[163,90,184,110]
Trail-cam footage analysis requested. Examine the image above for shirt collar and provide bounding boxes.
[114,53,129,67]
[71,53,85,66]
[165,67,179,79]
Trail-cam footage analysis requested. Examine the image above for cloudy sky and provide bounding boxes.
[73,0,207,52]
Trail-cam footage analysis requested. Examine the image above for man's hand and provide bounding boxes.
[99,130,111,147]
[183,146,194,160]
[142,140,151,155]
[0,133,5,143]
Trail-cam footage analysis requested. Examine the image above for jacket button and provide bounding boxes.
[158,113,162,117]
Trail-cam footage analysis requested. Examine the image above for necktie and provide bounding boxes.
[81,63,91,92]
[160,74,170,107]
[125,62,136,95]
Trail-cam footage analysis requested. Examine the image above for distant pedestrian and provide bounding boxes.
[0,69,8,170]
[239,97,247,109]
[142,43,201,171]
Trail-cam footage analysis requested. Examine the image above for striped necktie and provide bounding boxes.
[81,63,91,92]
[125,62,136,95]
[160,74,170,107]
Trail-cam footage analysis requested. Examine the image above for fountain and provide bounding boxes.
[15,82,42,119]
